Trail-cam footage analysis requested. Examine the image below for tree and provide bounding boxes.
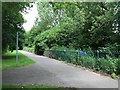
[2,2,31,53]
[26,2,120,51]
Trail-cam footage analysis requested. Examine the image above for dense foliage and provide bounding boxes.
[26,2,120,53]
[2,2,31,53]
[24,2,120,76]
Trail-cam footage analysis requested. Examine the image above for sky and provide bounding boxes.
[22,3,39,32]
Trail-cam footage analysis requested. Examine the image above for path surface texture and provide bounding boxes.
[3,50,118,88]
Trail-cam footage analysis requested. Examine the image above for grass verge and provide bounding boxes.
[2,50,35,70]
[2,85,51,88]
[2,85,60,90]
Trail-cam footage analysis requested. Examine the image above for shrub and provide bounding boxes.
[81,55,96,69]
[34,44,45,55]
[111,73,117,79]
[23,47,34,53]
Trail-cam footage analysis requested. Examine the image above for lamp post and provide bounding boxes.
[16,32,18,65]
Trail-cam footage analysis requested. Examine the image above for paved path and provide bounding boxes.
[3,50,118,88]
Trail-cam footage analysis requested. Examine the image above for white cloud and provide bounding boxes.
[22,3,38,32]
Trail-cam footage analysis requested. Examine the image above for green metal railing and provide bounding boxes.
[43,49,120,74]
[44,49,120,59]
[44,50,80,63]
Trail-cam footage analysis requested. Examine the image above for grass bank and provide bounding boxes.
[2,85,52,88]
[2,85,76,90]
[2,50,35,70]
[2,85,60,90]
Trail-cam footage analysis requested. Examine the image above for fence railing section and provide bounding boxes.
[24,47,120,74]
[44,49,120,75]
[44,49,120,59]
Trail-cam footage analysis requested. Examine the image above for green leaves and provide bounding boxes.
[2,2,30,53]
[24,2,120,76]
[26,2,120,52]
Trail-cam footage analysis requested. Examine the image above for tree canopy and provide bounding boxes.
[2,2,31,53]
[24,2,120,53]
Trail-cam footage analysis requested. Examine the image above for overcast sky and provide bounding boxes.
[22,3,38,32]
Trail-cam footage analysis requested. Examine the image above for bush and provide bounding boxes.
[111,73,117,79]
[23,47,34,53]
[34,20,76,53]
[81,55,96,69]
[98,43,120,58]
[96,57,118,74]
[34,44,44,55]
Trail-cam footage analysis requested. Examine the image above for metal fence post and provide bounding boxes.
[16,32,18,66]
[97,50,99,58]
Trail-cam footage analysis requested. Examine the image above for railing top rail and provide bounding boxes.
[44,49,120,54]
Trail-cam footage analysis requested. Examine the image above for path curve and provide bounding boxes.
[3,50,118,88]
